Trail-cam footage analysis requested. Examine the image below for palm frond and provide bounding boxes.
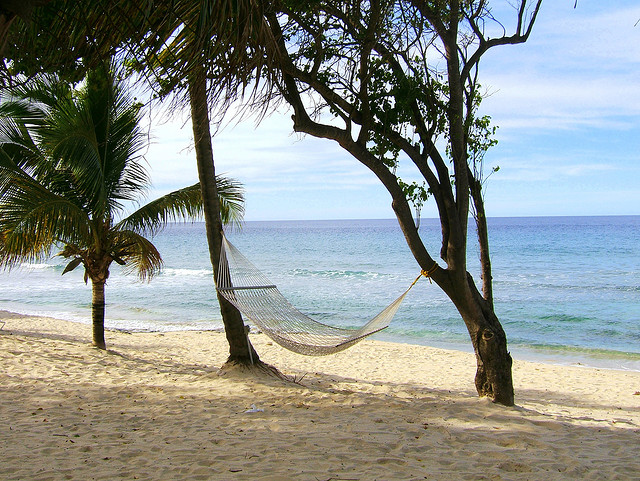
[110,229,163,282]
[61,257,83,275]
[0,99,45,132]
[0,170,92,267]
[0,61,245,290]
[38,85,106,206]
[117,174,245,236]
[35,62,150,218]
[5,74,74,111]
[117,182,204,237]
[94,65,150,210]
[0,98,55,182]
[216,175,245,226]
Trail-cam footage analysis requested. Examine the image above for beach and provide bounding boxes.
[1,312,639,480]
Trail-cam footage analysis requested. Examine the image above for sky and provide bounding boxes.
[142,1,640,221]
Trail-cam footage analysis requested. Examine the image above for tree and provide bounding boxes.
[188,67,260,365]
[130,2,275,365]
[257,0,542,405]
[0,62,244,349]
[1,1,267,362]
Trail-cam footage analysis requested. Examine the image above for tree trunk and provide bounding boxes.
[447,276,514,405]
[400,223,513,405]
[470,177,493,308]
[265,9,514,403]
[394,196,514,405]
[187,68,259,365]
[91,279,107,350]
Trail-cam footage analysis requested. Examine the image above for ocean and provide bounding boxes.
[1,216,638,370]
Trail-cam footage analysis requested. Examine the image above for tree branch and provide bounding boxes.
[461,0,542,83]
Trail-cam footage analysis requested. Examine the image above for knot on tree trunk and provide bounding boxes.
[475,327,514,406]
[481,329,494,341]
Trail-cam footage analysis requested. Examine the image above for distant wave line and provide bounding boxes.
[289,268,396,279]
[159,268,212,278]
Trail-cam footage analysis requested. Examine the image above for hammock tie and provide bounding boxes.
[411,261,438,287]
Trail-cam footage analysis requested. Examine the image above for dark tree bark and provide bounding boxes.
[390,159,514,405]
[440,273,513,405]
[470,175,494,307]
[187,67,259,365]
[91,279,107,350]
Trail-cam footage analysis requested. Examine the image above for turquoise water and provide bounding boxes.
[1,216,638,369]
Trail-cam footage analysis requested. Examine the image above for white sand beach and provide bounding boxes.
[1,311,639,480]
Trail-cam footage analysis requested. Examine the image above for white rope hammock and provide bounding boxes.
[216,234,429,356]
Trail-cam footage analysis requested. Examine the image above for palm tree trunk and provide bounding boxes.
[188,68,259,365]
[91,280,107,350]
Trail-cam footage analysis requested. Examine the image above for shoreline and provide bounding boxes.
[2,312,640,480]
[3,306,639,373]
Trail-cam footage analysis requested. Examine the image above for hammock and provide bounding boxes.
[216,234,427,356]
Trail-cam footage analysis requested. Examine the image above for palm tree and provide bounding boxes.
[0,62,244,349]
[2,0,272,364]
[132,3,274,365]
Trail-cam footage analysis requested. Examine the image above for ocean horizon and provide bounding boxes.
[1,215,638,371]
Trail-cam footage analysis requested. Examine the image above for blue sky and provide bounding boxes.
[143,1,640,221]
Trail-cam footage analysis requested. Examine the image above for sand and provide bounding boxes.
[1,311,639,481]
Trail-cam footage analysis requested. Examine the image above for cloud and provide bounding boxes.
[139,2,639,220]
[482,73,640,131]
[480,2,640,132]
[532,4,640,66]
[490,154,620,183]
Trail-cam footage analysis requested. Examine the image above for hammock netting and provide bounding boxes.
[216,235,418,356]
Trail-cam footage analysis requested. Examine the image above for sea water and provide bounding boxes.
[1,216,638,370]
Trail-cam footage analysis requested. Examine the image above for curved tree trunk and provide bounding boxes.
[187,68,259,365]
[261,3,527,405]
[394,206,514,405]
[444,274,513,405]
[91,279,107,350]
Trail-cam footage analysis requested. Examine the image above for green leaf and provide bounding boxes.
[62,257,83,275]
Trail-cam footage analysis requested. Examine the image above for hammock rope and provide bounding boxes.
[216,234,429,356]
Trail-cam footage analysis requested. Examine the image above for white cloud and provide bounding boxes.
[532,4,640,66]
[141,1,640,220]
[480,2,640,132]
